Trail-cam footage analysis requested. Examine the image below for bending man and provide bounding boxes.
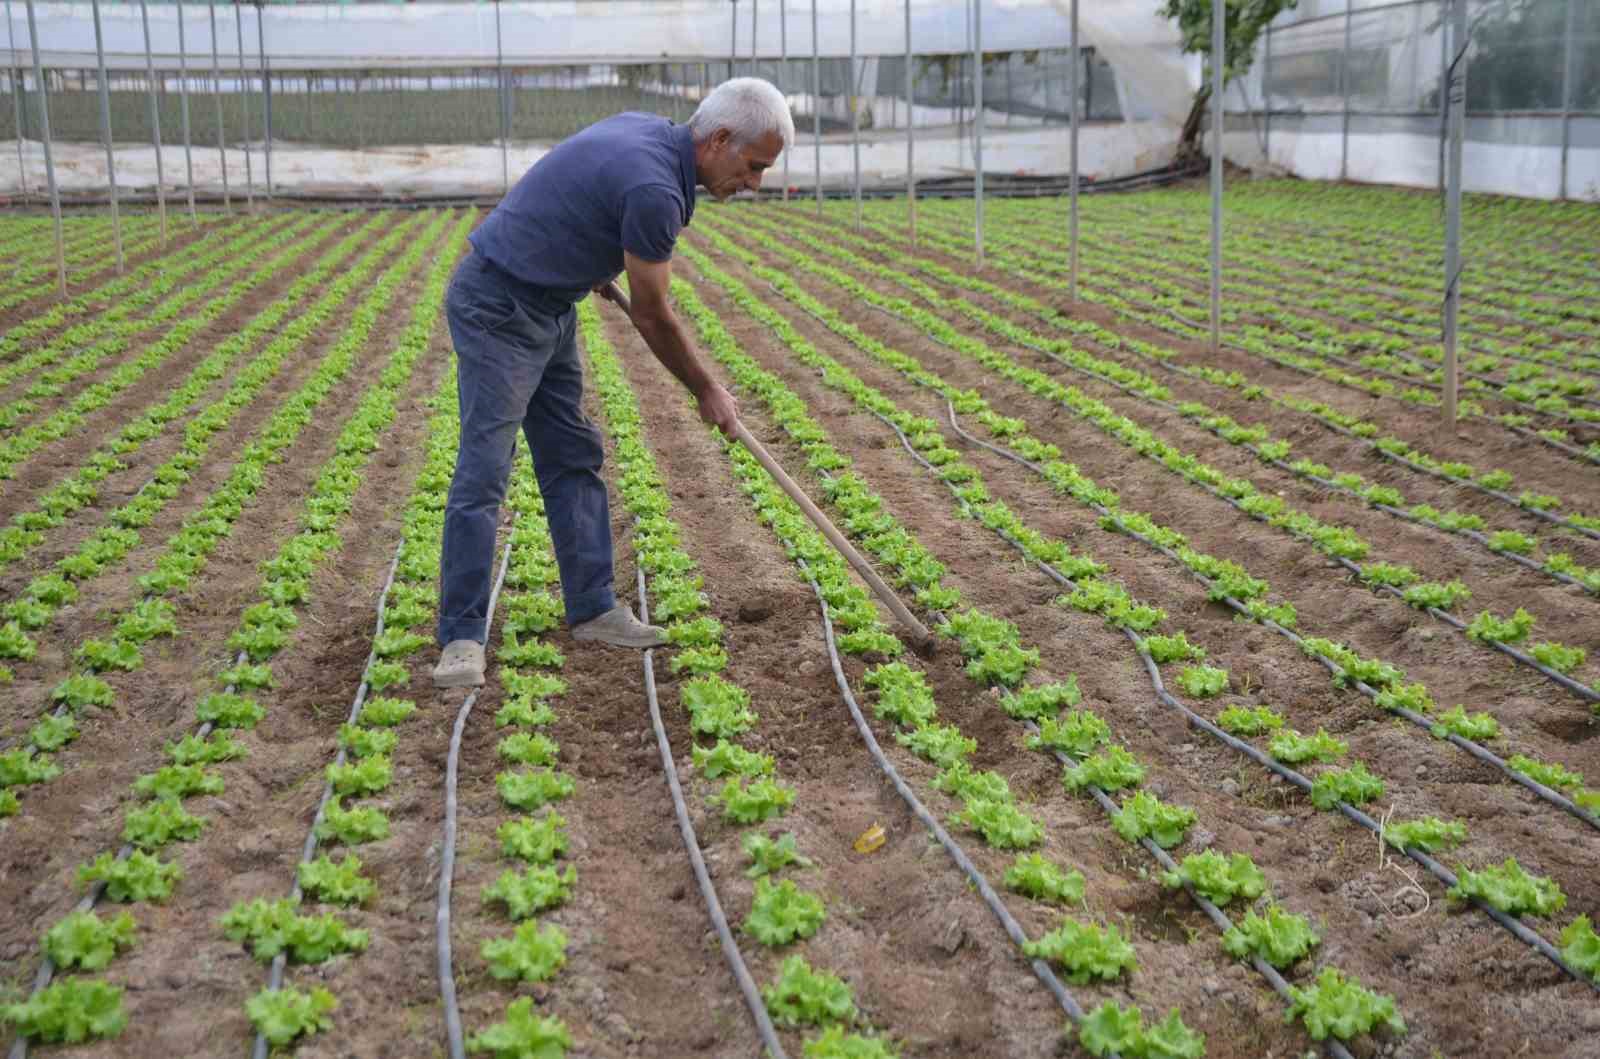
[433,78,792,688]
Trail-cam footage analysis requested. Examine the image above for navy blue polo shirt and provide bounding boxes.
[468,112,698,304]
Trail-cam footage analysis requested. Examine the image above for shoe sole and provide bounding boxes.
[431,668,485,689]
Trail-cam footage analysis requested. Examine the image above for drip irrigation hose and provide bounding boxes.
[796,557,1111,1050]
[8,646,250,1059]
[865,409,1356,1056]
[635,560,789,1059]
[942,402,1600,836]
[438,535,516,1059]
[937,403,1600,988]
[851,295,1600,698]
[250,544,403,1059]
[867,395,1598,992]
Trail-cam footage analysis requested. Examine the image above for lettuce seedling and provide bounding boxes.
[713,776,795,824]
[1560,916,1600,982]
[1003,853,1085,905]
[952,797,1043,849]
[1447,858,1566,917]
[483,865,576,920]
[123,798,205,848]
[1309,763,1385,810]
[1286,967,1405,1041]
[744,878,826,946]
[896,722,976,767]
[297,854,374,905]
[245,986,337,1047]
[681,675,757,738]
[692,739,774,779]
[315,798,390,845]
[221,898,369,963]
[497,732,561,768]
[195,691,265,729]
[1268,728,1348,765]
[1022,920,1136,983]
[1215,705,1284,737]
[801,1027,898,1058]
[743,832,813,878]
[465,998,571,1058]
[1112,790,1197,849]
[359,696,416,727]
[0,979,126,1044]
[1429,705,1499,741]
[762,955,856,1027]
[43,910,137,972]
[1222,904,1319,969]
[1062,746,1145,793]
[1139,632,1207,663]
[50,673,113,709]
[1507,754,1582,791]
[1161,850,1267,907]
[498,812,568,864]
[497,768,575,811]
[337,724,398,760]
[1382,817,1467,854]
[1000,679,1082,721]
[77,850,181,902]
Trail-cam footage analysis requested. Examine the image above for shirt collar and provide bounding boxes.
[674,123,698,225]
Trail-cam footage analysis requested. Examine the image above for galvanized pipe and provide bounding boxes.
[209,0,229,213]
[1208,0,1222,354]
[780,0,788,201]
[1442,0,1466,430]
[1340,1,1350,182]
[811,0,820,215]
[973,0,983,265]
[6,0,27,198]
[23,0,64,297]
[850,0,860,230]
[905,0,914,242]
[91,0,123,272]
[256,1,270,198]
[234,0,253,208]
[177,0,197,223]
[1559,0,1576,199]
[139,0,169,243]
[1068,0,1078,300]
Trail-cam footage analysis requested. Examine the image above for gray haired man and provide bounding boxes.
[433,78,793,688]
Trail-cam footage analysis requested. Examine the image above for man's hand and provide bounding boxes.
[697,382,740,435]
[592,279,622,305]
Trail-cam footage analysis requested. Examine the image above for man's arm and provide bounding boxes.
[613,250,739,434]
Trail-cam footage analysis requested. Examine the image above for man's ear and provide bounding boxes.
[713,127,733,152]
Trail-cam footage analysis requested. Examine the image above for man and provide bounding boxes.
[432,78,793,689]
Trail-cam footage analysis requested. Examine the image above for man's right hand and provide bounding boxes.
[697,382,740,436]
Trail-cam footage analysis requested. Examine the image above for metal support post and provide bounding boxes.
[1437,14,1447,197]
[731,0,738,77]
[178,0,197,223]
[23,0,64,296]
[1340,3,1350,182]
[234,0,253,208]
[256,2,270,198]
[850,0,860,230]
[905,0,914,242]
[1263,25,1271,162]
[495,0,508,193]
[1208,0,1222,354]
[139,0,168,242]
[1442,0,1466,430]
[91,0,123,272]
[1068,0,1078,300]
[210,0,229,212]
[780,0,788,200]
[752,0,758,78]
[811,0,820,215]
[5,0,26,198]
[973,0,983,265]
[1559,0,1576,199]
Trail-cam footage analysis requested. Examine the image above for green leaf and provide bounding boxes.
[1062,745,1145,793]
[497,768,575,811]
[194,691,265,729]
[1286,967,1406,1041]
[1507,754,1583,792]
[122,798,206,848]
[1000,678,1082,720]
[1382,816,1468,854]
[744,877,826,946]
[498,812,568,864]
[1174,665,1229,697]
[1221,905,1319,969]
[315,798,390,845]
[1078,1002,1143,1057]
[482,922,568,983]
[1267,728,1347,765]
[1022,920,1137,983]
[326,754,393,796]
[743,832,813,878]
[0,747,61,788]
[164,731,247,765]
[801,1027,898,1058]
[77,850,181,902]
[42,911,137,972]
[1,978,127,1043]
[713,776,795,824]
[1428,705,1499,742]
[1215,704,1284,736]
[1309,763,1385,810]
[337,723,398,760]
[1112,790,1197,849]
[680,675,757,737]
[483,865,577,920]
[1560,915,1600,983]
[763,954,856,1027]
[894,722,976,766]
[1026,709,1111,756]
[466,997,572,1058]
[1140,1008,1208,1059]
[221,898,369,963]
[244,986,337,1047]
[1003,852,1085,905]
[134,763,224,801]
[297,854,375,905]
[359,695,416,726]
[1161,850,1267,906]
[28,713,79,752]
[1447,858,1566,917]
[691,738,773,779]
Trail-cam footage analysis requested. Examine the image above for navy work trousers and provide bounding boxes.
[437,251,614,645]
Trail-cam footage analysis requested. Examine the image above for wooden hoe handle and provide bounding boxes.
[599,283,935,649]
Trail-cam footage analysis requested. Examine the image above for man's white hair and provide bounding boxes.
[687,77,795,151]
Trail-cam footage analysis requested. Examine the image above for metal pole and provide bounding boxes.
[905,0,914,242]
[178,0,197,223]
[91,0,124,273]
[1442,0,1466,431]
[973,0,982,264]
[811,0,820,216]
[780,0,788,200]
[1559,0,1576,199]
[1068,0,1078,300]
[1208,0,1222,354]
[731,0,738,77]
[1339,2,1350,182]
[234,0,253,209]
[139,0,168,243]
[210,0,229,213]
[1437,12,1446,197]
[752,0,758,78]
[495,0,507,193]
[22,0,64,296]
[1263,24,1271,162]
[256,1,269,198]
[849,0,860,230]
[5,0,26,199]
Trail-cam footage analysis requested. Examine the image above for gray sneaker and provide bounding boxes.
[571,604,668,648]
[432,639,486,688]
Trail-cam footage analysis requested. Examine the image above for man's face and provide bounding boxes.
[699,128,785,202]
